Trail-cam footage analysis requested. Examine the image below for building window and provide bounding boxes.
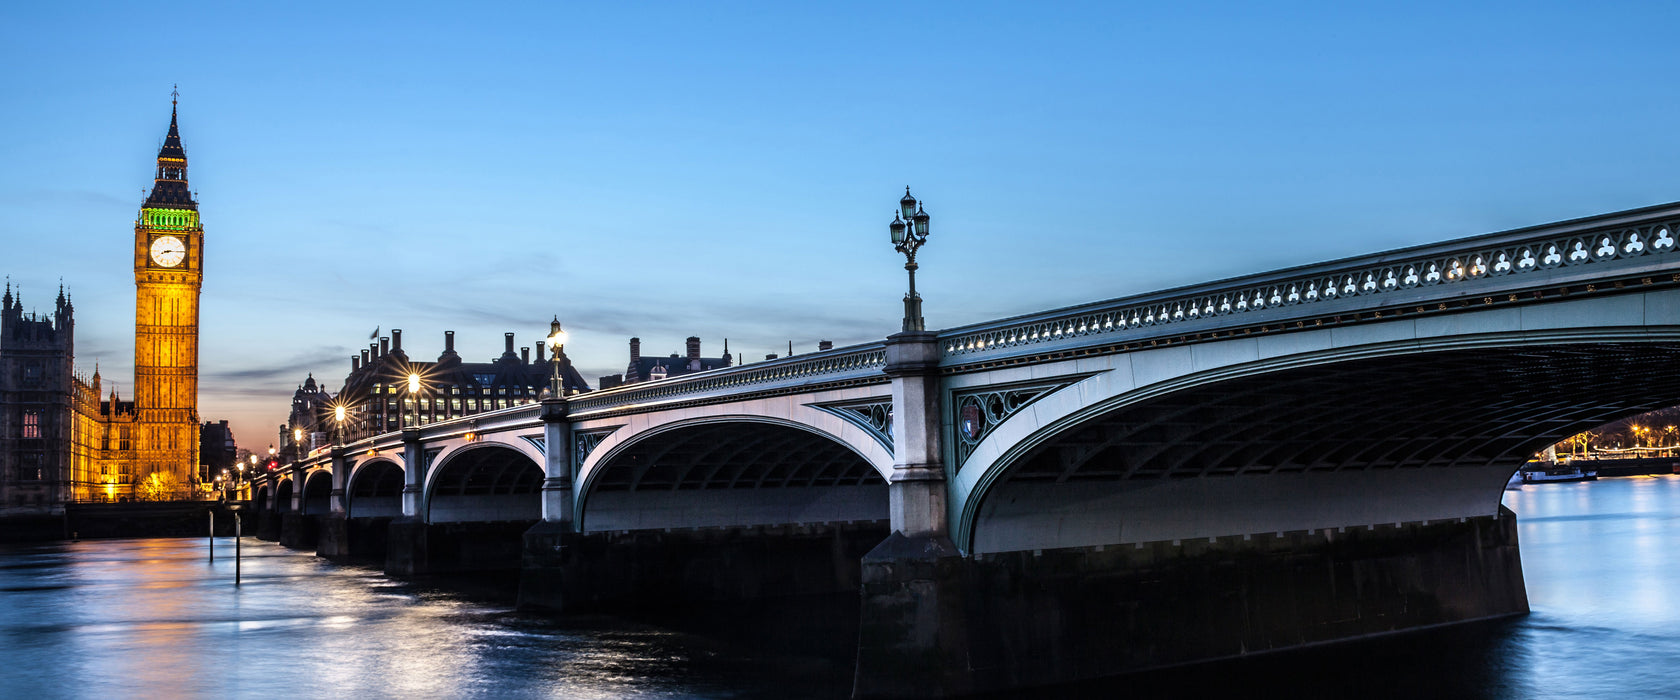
[22,411,41,439]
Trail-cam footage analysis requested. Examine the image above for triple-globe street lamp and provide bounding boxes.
[889,187,932,332]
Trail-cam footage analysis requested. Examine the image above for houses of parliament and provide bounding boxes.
[0,99,204,512]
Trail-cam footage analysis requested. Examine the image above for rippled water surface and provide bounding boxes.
[2,476,1679,699]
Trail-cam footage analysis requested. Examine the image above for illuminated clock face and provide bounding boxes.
[150,236,186,267]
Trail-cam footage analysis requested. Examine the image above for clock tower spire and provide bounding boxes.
[131,90,203,499]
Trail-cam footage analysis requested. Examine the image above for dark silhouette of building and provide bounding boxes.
[294,328,592,444]
[599,336,733,389]
[199,420,236,483]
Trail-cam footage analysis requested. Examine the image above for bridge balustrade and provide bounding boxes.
[567,345,888,417]
[939,206,1680,360]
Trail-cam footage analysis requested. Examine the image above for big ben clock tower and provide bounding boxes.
[132,94,202,498]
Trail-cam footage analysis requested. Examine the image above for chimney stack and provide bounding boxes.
[391,329,403,352]
[687,336,701,361]
[818,340,833,351]
[352,356,360,372]
[379,337,389,357]
[521,346,530,364]
[445,330,455,353]
[361,348,370,366]
[504,332,516,355]
[535,343,545,363]
[630,337,641,365]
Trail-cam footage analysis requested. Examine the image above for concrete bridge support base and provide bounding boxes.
[346,517,393,561]
[854,507,1528,698]
[316,515,349,559]
[518,521,891,613]
[384,518,533,576]
[255,511,281,542]
[278,513,317,550]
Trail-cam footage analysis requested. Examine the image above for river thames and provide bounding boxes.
[2,476,1677,699]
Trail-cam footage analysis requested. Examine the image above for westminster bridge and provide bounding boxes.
[248,200,1680,697]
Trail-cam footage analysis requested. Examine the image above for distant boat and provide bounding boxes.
[1515,460,1598,485]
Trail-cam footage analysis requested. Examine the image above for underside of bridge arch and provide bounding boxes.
[522,421,891,614]
[347,461,403,519]
[971,341,1680,553]
[427,446,542,523]
[582,421,888,532]
[253,486,270,515]
[273,479,294,514]
[300,471,333,516]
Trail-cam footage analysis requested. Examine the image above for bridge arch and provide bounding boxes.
[273,477,295,515]
[346,459,403,519]
[300,470,333,516]
[955,307,1680,553]
[424,443,542,523]
[253,484,271,516]
[576,415,888,532]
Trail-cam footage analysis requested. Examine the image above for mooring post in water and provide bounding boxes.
[208,510,215,562]
[235,512,242,586]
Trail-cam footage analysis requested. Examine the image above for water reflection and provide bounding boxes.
[1,477,1678,699]
[0,538,839,699]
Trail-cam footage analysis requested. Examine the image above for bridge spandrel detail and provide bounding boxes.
[939,204,1680,363]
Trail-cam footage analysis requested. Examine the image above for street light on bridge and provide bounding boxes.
[889,187,932,332]
[546,317,568,398]
[405,371,423,428]
[333,402,348,445]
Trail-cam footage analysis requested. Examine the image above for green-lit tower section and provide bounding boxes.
[131,96,202,499]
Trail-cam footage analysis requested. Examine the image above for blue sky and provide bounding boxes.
[4,2,1679,449]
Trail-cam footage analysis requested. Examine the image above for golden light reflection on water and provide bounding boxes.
[1,536,795,699]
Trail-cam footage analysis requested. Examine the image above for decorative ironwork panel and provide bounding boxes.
[813,401,893,454]
[953,381,1074,467]
[573,429,617,471]
[519,435,546,456]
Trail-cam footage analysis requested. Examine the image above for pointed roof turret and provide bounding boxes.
[144,87,198,211]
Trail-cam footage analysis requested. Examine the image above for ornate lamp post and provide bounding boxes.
[333,404,348,445]
[546,317,569,398]
[889,187,932,332]
[293,427,306,463]
[405,372,422,428]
